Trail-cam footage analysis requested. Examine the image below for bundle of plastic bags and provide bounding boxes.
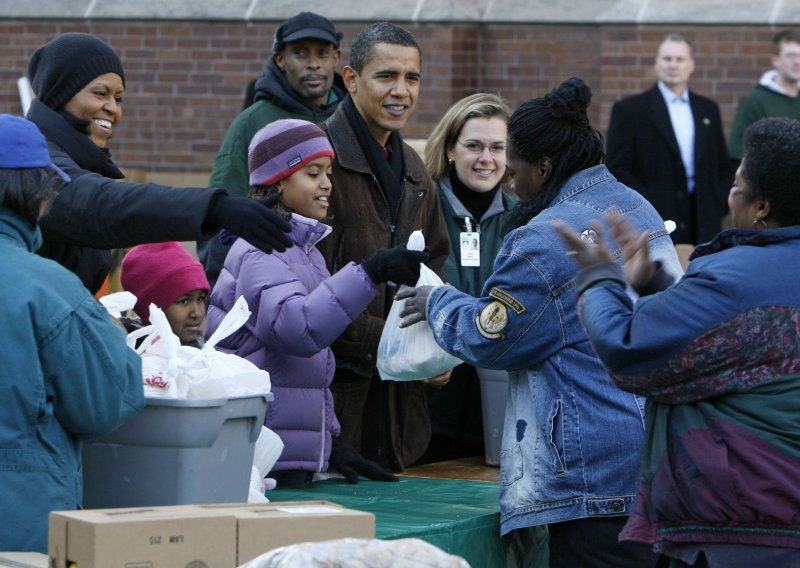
[124,295,271,399]
[239,537,470,567]
[377,231,461,381]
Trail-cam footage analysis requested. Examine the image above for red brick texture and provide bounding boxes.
[0,20,783,175]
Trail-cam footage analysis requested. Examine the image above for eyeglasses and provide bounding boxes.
[457,140,507,155]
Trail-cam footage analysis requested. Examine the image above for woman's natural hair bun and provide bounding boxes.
[545,77,592,126]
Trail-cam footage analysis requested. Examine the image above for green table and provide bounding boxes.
[269,476,506,567]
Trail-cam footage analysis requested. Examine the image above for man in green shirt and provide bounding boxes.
[728,30,800,167]
[199,12,345,285]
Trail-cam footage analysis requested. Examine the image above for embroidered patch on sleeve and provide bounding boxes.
[476,300,509,339]
[489,287,525,314]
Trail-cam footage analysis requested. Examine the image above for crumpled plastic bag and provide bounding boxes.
[126,295,271,399]
[238,537,470,568]
[98,290,137,318]
[248,426,284,503]
[377,231,461,381]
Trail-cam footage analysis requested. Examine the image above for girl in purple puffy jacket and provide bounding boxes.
[206,119,426,487]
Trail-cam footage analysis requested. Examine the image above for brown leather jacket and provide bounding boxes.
[320,104,450,469]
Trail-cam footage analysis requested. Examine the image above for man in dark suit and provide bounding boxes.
[606,34,731,244]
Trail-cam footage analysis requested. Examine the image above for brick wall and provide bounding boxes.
[0,19,781,176]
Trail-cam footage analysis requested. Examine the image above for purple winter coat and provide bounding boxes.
[206,214,377,473]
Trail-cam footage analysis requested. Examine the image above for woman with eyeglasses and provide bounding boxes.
[417,93,516,464]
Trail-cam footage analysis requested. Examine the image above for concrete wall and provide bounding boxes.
[0,17,790,178]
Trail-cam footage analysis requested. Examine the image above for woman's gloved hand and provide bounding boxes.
[329,441,399,484]
[361,244,429,286]
[207,193,292,253]
[396,285,435,328]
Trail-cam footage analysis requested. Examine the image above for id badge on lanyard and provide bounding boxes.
[460,217,480,267]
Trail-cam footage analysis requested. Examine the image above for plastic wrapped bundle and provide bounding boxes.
[240,537,470,568]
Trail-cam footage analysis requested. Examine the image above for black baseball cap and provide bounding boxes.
[272,12,343,52]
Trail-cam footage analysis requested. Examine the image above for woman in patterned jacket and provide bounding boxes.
[556,117,800,567]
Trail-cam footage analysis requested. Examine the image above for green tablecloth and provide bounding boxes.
[268,476,506,567]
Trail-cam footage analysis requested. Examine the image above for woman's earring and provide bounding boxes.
[448,158,454,166]
[753,218,768,230]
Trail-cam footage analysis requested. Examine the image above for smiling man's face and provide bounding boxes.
[343,43,421,146]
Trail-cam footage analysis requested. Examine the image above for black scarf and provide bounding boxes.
[449,170,499,222]
[342,95,405,217]
[26,99,124,179]
[253,59,346,121]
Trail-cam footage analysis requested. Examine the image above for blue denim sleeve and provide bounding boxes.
[426,242,570,370]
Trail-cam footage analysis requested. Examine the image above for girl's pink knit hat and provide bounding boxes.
[120,242,210,324]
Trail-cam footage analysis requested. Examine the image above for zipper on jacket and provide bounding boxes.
[371,174,399,247]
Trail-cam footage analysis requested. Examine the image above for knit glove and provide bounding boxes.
[361,244,429,286]
[206,193,292,253]
[329,441,399,484]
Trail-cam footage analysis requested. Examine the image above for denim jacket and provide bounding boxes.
[426,165,683,534]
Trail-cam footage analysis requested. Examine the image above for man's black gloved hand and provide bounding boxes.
[329,441,399,484]
[207,193,292,254]
[361,244,429,286]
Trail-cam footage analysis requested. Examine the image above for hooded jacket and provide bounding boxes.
[206,214,377,473]
[728,70,800,160]
[317,102,450,470]
[577,226,800,553]
[0,207,143,552]
[26,100,220,293]
[199,59,347,285]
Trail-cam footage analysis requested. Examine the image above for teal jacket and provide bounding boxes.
[0,208,143,552]
[438,178,516,296]
[429,179,515,447]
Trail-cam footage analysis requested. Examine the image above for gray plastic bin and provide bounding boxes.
[476,368,509,466]
[82,393,271,509]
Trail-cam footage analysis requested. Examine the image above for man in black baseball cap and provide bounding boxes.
[200,11,346,287]
[272,11,343,52]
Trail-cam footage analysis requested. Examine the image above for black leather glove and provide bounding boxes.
[329,441,399,484]
[361,244,429,286]
[206,193,292,254]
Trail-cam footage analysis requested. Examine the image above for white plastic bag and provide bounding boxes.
[126,304,185,398]
[180,296,271,399]
[127,296,271,399]
[248,426,284,503]
[98,291,137,318]
[377,231,461,381]
[239,537,470,568]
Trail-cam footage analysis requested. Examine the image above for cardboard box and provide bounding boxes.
[49,506,237,568]
[213,501,376,564]
[49,501,375,567]
[0,553,48,568]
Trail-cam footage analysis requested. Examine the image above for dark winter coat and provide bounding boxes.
[317,103,450,470]
[606,85,731,245]
[27,100,220,293]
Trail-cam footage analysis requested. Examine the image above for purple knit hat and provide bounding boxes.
[120,242,210,324]
[248,119,334,186]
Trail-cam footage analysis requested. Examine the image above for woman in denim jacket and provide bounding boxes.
[399,78,682,567]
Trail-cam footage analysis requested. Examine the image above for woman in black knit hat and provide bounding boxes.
[26,33,292,294]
